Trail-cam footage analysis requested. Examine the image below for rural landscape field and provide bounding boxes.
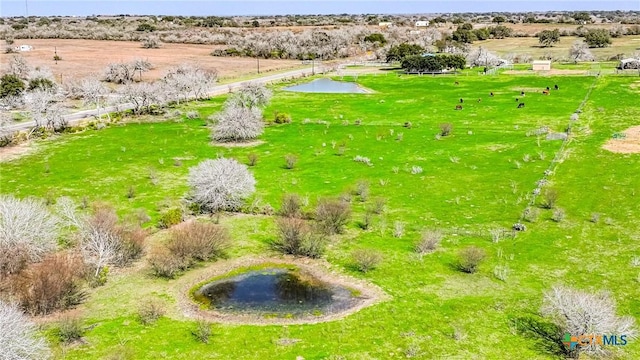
[1,4,639,360]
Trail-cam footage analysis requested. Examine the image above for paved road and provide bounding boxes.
[5,66,317,133]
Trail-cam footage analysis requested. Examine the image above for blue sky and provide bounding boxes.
[1,0,638,17]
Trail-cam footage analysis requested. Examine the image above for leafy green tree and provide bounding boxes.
[489,25,513,39]
[492,16,506,24]
[538,29,560,47]
[28,78,56,92]
[136,23,155,32]
[572,12,591,23]
[473,28,490,41]
[584,28,612,48]
[438,54,466,70]
[364,33,387,45]
[386,43,424,62]
[0,74,25,98]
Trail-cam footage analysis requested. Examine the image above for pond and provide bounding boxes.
[283,78,370,94]
[192,268,359,317]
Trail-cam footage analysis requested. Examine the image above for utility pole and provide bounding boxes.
[257,57,260,74]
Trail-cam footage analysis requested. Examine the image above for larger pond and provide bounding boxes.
[192,268,359,317]
[283,78,370,93]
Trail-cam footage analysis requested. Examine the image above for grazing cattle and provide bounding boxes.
[455,105,463,110]
[554,84,559,90]
[490,92,494,97]
[454,81,459,85]
[515,98,519,102]
[517,102,525,108]
[546,86,550,91]
[521,91,525,96]
[477,98,482,102]
[459,98,464,103]
[542,90,550,95]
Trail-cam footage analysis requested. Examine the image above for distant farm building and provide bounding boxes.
[415,21,429,27]
[532,60,551,71]
[378,22,393,28]
[14,45,33,52]
[617,58,640,70]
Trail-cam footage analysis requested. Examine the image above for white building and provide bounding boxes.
[532,60,551,71]
[415,21,429,27]
[15,45,33,52]
[378,22,393,28]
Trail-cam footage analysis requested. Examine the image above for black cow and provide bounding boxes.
[554,84,559,90]
[517,103,525,108]
[460,98,464,103]
[515,98,519,102]
[521,91,525,96]
[490,92,494,97]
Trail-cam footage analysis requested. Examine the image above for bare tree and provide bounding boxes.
[80,221,121,277]
[227,82,272,109]
[0,111,14,146]
[569,40,594,63]
[23,89,66,131]
[117,82,164,114]
[542,286,637,357]
[0,196,59,263]
[210,103,264,142]
[0,301,51,360]
[7,55,30,79]
[77,77,110,120]
[104,62,139,84]
[187,158,256,213]
[132,58,152,82]
[162,63,217,104]
[466,46,502,67]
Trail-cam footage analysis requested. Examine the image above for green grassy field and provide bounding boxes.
[1,72,639,359]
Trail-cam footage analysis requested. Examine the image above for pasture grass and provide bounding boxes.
[2,72,640,359]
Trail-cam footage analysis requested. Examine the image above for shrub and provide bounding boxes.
[284,154,298,169]
[392,221,405,238]
[439,123,452,136]
[137,299,165,325]
[186,111,200,119]
[159,207,183,228]
[167,221,230,262]
[0,301,50,359]
[0,196,59,278]
[358,212,373,230]
[279,193,303,218]
[552,208,566,222]
[210,104,264,142]
[523,207,539,222]
[415,230,443,255]
[456,246,486,273]
[147,247,185,278]
[272,217,325,258]
[57,315,85,343]
[274,111,292,124]
[541,188,558,209]
[370,197,386,214]
[192,319,213,344]
[315,198,351,235]
[10,252,86,315]
[187,158,256,213]
[141,36,161,49]
[542,286,636,357]
[354,180,369,202]
[247,152,258,166]
[352,249,383,273]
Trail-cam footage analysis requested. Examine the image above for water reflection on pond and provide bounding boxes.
[192,268,357,317]
[283,78,370,93]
